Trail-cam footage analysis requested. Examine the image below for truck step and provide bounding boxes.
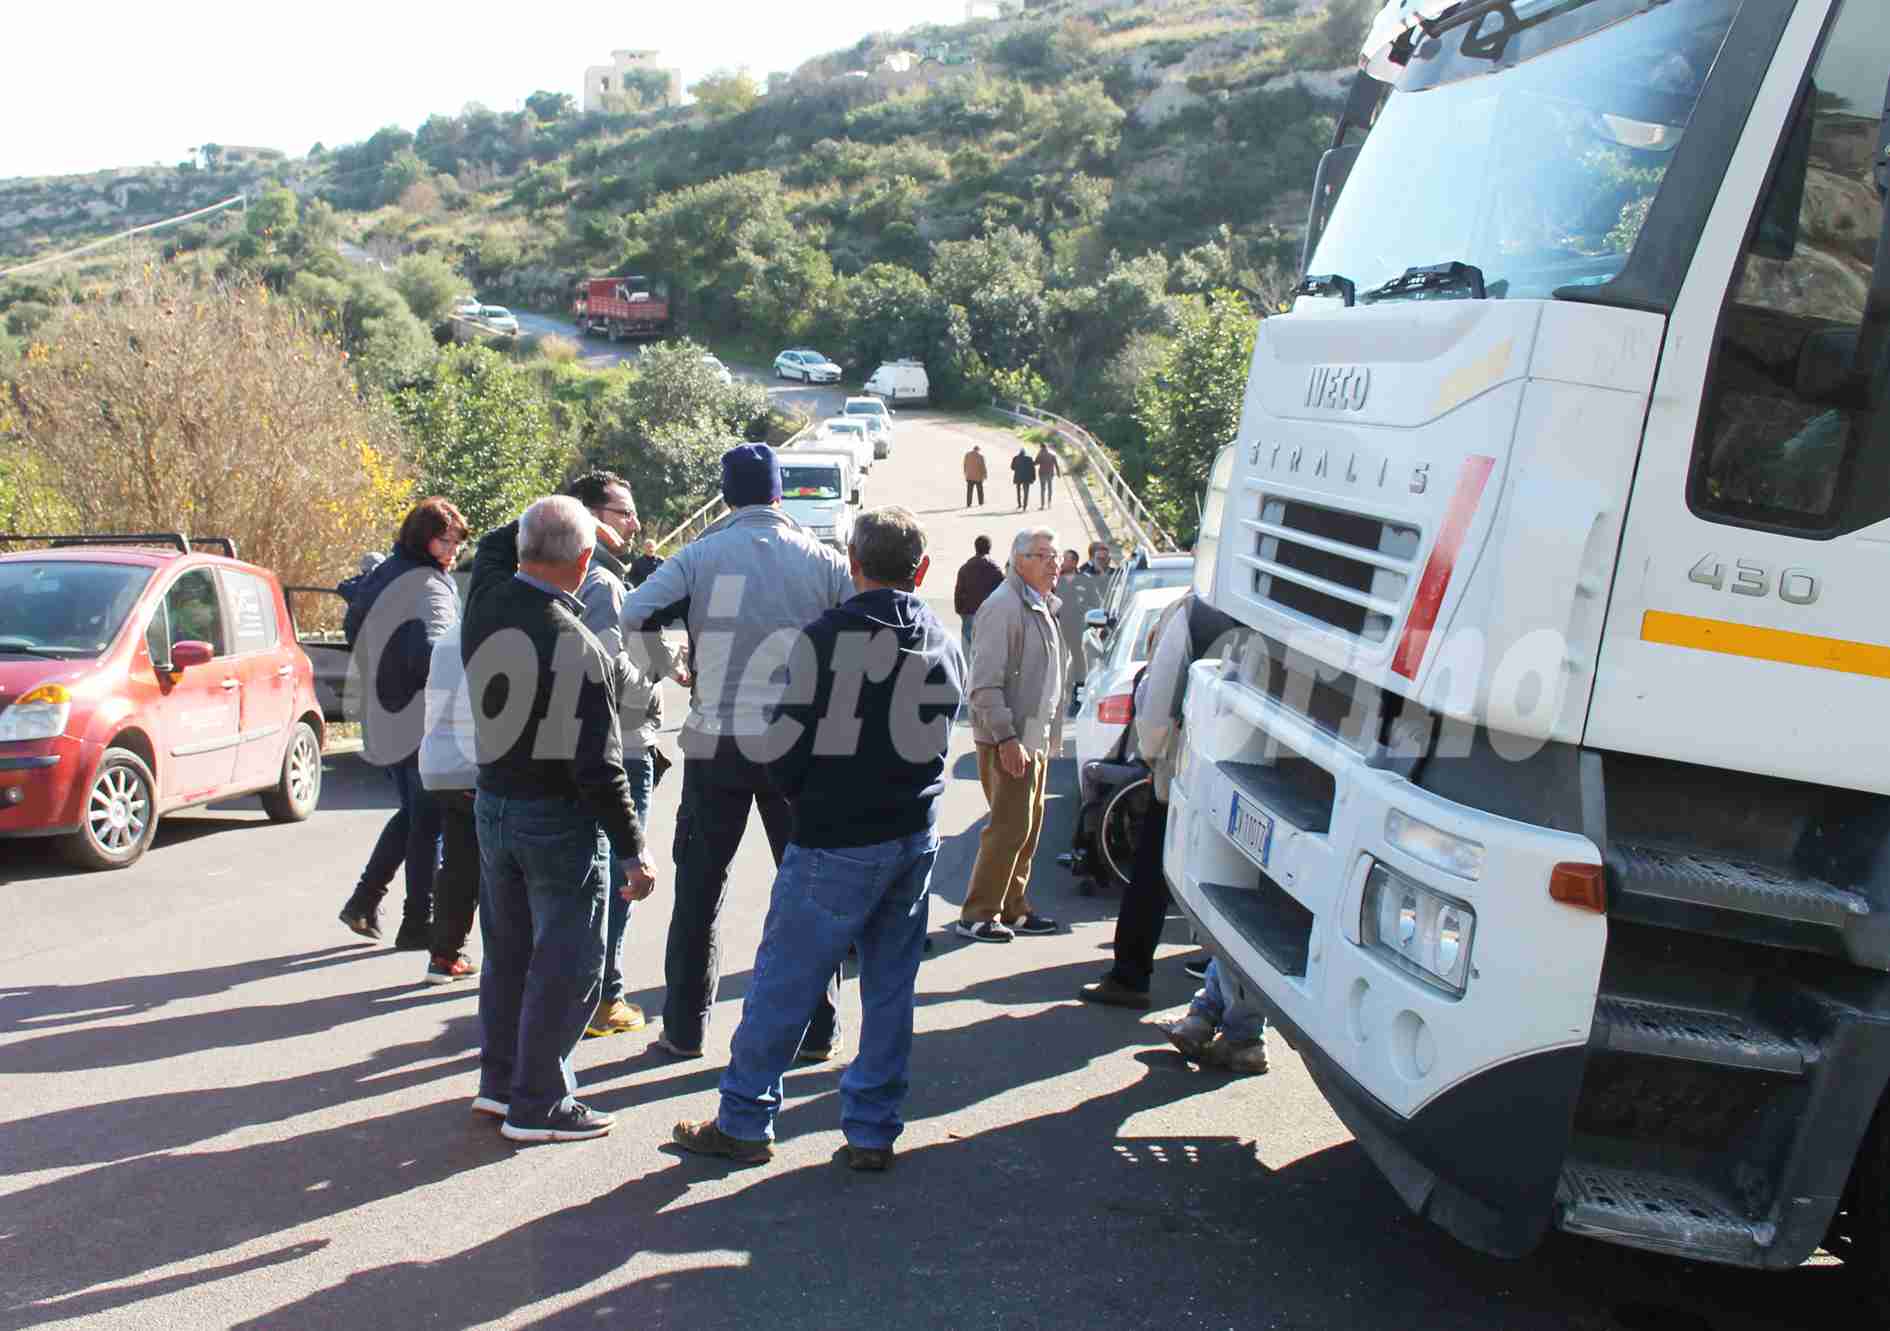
[1590,996,1807,1076]
[1608,843,1869,928]
[1557,1165,1772,1262]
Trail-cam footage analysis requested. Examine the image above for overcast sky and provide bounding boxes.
[5,1,972,180]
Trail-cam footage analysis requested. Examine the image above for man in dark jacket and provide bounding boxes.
[1010,446,1035,511]
[951,534,1004,670]
[673,506,963,1169]
[462,495,655,1143]
[628,538,664,588]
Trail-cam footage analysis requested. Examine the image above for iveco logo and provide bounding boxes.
[1306,364,1370,412]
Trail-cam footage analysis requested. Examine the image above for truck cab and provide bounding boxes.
[1171,0,1890,1289]
[780,449,861,550]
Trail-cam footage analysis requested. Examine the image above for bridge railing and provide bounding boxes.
[988,401,1180,554]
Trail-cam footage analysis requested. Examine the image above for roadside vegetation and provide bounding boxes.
[0,0,1374,557]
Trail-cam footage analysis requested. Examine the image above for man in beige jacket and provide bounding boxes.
[956,526,1066,942]
[963,444,988,508]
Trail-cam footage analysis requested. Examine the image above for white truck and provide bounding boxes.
[779,449,861,551]
[1170,0,1890,1291]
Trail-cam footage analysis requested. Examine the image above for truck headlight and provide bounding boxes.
[1385,808,1484,880]
[1361,860,1475,996]
[0,683,73,742]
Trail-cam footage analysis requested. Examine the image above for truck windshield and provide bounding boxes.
[1307,0,1740,304]
[782,467,843,499]
[0,562,154,656]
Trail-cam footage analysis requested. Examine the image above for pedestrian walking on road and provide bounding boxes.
[621,444,855,1061]
[952,534,1004,671]
[1055,550,1098,713]
[417,621,481,985]
[567,471,662,1040]
[963,444,988,508]
[338,497,468,950]
[1010,446,1035,511]
[957,527,1066,943]
[1035,443,1060,509]
[628,538,664,588]
[674,506,964,1170]
[464,496,654,1143]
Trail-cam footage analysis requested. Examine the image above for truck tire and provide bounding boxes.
[59,747,159,871]
[261,720,323,823]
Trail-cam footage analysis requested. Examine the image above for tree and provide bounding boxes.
[392,252,466,327]
[245,186,298,241]
[3,264,411,587]
[1132,292,1259,542]
[690,68,761,117]
[930,227,1048,373]
[289,269,438,394]
[395,345,573,537]
[526,90,574,122]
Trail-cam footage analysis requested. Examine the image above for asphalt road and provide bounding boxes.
[0,415,1855,1330]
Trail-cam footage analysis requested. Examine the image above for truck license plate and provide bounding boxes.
[1228,792,1275,866]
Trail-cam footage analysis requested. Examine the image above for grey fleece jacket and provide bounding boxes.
[620,504,853,743]
[968,570,1067,756]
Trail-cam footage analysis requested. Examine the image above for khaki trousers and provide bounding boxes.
[962,742,1048,924]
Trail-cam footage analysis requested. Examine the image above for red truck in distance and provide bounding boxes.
[573,275,672,341]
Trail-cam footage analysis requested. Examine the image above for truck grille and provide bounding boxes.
[1241,496,1418,644]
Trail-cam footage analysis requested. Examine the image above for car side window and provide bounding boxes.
[222,570,279,653]
[1688,13,1890,538]
[162,570,229,656]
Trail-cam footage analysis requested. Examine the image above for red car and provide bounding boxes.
[0,534,325,870]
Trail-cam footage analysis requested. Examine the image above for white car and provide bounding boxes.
[701,354,734,386]
[854,413,892,459]
[452,297,482,318]
[774,348,843,383]
[817,417,874,473]
[863,359,929,405]
[1071,585,1188,775]
[843,395,895,437]
[479,305,520,335]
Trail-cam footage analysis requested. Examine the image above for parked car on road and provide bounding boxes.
[478,305,520,335]
[451,297,481,319]
[863,359,929,405]
[854,413,892,459]
[1083,549,1194,681]
[774,348,843,384]
[843,395,896,436]
[701,354,734,386]
[816,417,875,473]
[0,534,325,870]
[1071,585,1187,775]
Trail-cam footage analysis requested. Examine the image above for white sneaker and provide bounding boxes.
[952,919,1014,943]
[470,1096,509,1118]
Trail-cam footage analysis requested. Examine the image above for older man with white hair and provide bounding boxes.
[956,525,1067,943]
[462,495,657,1143]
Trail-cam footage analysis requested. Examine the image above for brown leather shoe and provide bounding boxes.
[844,1144,894,1172]
[673,1118,772,1164]
[1079,975,1152,1009]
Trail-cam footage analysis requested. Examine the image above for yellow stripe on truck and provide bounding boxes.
[1641,610,1890,680]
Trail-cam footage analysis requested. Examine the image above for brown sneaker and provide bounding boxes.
[1201,1033,1269,1076]
[844,1144,894,1172]
[1078,974,1151,1009]
[1164,1014,1216,1060]
[586,998,646,1038]
[673,1118,773,1164]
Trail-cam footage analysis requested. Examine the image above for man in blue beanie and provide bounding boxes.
[621,442,855,1060]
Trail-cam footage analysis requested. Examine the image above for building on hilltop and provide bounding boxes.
[583,50,683,113]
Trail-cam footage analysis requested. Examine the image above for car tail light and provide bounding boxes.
[1096,693,1133,725]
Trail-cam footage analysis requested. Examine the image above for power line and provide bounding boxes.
[0,194,247,279]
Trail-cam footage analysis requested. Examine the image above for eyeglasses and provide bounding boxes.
[597,505,638,520]
[1018,550,1058,563]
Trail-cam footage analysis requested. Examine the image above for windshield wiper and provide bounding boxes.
[1294,273,1357,307]
[0,641,63,658]
[1360,262,1489,305]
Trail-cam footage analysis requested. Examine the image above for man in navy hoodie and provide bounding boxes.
[672,506,964,1171]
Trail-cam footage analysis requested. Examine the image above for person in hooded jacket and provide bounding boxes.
[673,506,963,1170]
[338,497,468,949]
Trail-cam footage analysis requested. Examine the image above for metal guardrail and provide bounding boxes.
[652,421,818,554]
[989,401,1181,554]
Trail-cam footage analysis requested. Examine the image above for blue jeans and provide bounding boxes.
[1189,959,1266,1044]
[475,792,609,1122]
[718,832,937,1150]
[601,750,655,1004]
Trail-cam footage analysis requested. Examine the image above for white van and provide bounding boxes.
[863,360,929,406]
[779,449,860,550]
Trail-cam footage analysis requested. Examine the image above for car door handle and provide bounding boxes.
[220,678,241,691]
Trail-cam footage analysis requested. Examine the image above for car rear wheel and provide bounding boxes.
[60,748,158,871]
[261,721,322,823]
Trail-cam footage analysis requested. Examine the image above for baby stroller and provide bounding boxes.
[1059,667,1154,895]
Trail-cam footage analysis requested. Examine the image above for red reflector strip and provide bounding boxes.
[1096,694,1134,725]
[1390,455,1497,680]
[1549,862,1607,913]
